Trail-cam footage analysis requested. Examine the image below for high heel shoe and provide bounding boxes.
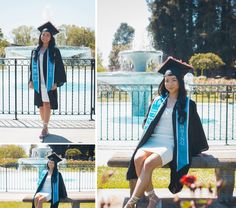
[147,194,162,208]
[39,127,49,139]
[124,196,139,208]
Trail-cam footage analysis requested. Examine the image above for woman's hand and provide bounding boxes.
[51,84,57,91]
[29,81,34,89]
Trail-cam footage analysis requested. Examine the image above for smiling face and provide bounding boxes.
[40,31,51,45]
[48,160,55,170]
[164,75,180,95]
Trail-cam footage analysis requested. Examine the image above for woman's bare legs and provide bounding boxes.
[125,152,162,207]
[39,102,51,138]
[36,195,47,208]
[34,195,41,208]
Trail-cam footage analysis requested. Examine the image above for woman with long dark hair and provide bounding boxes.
[124,57,209,208]
[33,153,67,208]
[29,22,66,139]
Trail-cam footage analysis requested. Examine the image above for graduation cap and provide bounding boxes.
[158,56,193,78]
[38,21,59,36]
[47,152,62,163]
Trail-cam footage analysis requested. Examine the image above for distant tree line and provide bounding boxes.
[146,0,236,69]
[0,25,95,57]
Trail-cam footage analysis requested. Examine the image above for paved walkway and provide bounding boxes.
[0,191,94,202]
[98,188,236,208]
[0,115,95,143]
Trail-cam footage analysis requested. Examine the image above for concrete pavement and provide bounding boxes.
[0,115,95,143]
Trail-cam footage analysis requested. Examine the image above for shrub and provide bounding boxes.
[189,53,225,76]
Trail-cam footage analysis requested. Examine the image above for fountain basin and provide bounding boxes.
[119,50,163,72]
[5,46,92,58]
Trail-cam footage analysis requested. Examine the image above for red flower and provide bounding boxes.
[180,175,197,187]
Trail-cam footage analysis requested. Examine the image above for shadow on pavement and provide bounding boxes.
[42,134,72,143]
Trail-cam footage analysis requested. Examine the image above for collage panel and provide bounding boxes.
[97,0,236,207]
[0,0,95,144]
[0,144,95,208]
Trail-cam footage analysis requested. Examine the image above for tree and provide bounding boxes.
[0,28,9,57]
[0,145,27,158]
[109,23,135,70]
[65,148,82,160]
[189,53,225,76]
[12,25,35,46]
[29,144,38,157]
[97,50,107,72]
[64,25,95,50]
[147,0,236,68]
[148,0,197,61]
[112,23,135,46]
[109,44,130,70]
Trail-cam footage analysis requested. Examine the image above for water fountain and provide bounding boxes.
[98,30,164,116]
[5,46,92,58]
[18,146,65,178]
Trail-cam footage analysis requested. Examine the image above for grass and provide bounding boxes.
[98,166,236,189]
[0,202,95,208]
[98,93,235,103]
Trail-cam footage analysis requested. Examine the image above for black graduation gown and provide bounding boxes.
[126,99,209,194]
[29,47,66,110]
[32,171,67,208]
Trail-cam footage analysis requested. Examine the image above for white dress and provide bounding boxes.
[35,175,52,201]
[39,51,50,102]
[140,107,174,166]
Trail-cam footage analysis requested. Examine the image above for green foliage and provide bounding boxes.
[63,25,95,50]
[189,53,225,75]
[0,28,10,57]
[0,39,9,57]
[147,0,236,67]
[109,23,135,70]
[0,158,18,167]
[65,148,82,159]
[109,44,130,70]
[12,25,36,46]
[112,23,135,46]
[97,50,107,72]
[0,145,27,159]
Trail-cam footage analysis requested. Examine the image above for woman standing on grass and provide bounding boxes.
[29,21,66,139]
[124,56,209,208]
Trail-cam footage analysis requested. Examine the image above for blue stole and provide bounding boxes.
[32,49,55,93]
[37,170,59,205]
[144,94,190,171]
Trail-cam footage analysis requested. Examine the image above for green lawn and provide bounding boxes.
[98,166,236,189]
[0,202,95,208]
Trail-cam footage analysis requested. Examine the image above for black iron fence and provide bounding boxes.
[0,163,95,192]
[0,58,95,120]
[98,84,236,144]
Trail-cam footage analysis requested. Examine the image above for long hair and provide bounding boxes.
[33,32,56,62]
[47,160,59,183]
[158,75,187,124]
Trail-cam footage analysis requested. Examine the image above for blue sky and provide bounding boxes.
[0,0,95,41]
[97,0,151,66]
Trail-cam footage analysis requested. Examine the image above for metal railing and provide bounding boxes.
[0,163,95,192]
[98,84,236,144]
[0,58,96,120]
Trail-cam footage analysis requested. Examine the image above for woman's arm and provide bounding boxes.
[189,100,209,156]
[54,48,66,88]
[59,172,67,198]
